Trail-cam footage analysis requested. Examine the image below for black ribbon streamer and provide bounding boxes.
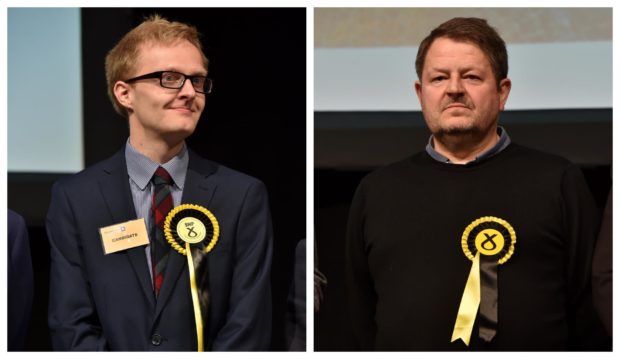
[192,244,210,345]
[479,257,498,342]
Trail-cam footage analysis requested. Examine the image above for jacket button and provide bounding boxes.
[151,334,162,346]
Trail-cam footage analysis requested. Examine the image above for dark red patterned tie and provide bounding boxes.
[151,167,173,297]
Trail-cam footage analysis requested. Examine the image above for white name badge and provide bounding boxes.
[99,218,150,255]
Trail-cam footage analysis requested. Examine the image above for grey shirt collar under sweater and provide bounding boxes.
[425,126,511,164]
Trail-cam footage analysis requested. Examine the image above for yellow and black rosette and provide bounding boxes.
[451,216,516,346]
[164,204,220,352]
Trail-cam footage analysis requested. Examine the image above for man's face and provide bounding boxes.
[124,40,206,142]
[415,37,510,138]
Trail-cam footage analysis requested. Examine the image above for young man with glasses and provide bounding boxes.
[46,15,273,351]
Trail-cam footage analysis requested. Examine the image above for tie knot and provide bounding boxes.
[152,167,173,186]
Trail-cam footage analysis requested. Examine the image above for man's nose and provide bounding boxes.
[178,78,197,98]
[446,77,464,95]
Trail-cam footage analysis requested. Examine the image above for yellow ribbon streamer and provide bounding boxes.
[451,252,480,346]
[185,242,204,351]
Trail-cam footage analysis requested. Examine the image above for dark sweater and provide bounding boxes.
[345,143,603,350]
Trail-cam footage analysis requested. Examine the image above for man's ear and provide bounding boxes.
[113,81,133,112]
[414,80,422,100]
[498,78,511,111]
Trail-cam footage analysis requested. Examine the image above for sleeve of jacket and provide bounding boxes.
[46,181,108,351]
[561,164,609,349]
[592,188,612,336]
[8,209,34,351]
[345,180,377,350]
[211,179,273,350]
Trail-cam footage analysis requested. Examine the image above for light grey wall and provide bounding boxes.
[8,8,83,173]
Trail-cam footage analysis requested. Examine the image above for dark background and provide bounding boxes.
[8,8,306,351]
[314,110,612,350]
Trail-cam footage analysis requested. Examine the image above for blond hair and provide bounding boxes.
[105,14,209,116]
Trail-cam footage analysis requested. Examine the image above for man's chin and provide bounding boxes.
[161,124,197,143]
[170,127,197,138]
[166,116,199,132]
[435,124,479,136]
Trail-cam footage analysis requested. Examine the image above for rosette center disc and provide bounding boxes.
[474,229,504,256]
[163,204,220,256]
[176,217,207,244]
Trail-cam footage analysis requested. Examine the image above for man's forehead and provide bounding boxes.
[427,37,484,55]
[424,38,490,69]
[137,39,200,54]
[134,40,207,72]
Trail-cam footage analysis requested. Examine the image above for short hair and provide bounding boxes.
[415,17,508,88]
[105,14,209,117]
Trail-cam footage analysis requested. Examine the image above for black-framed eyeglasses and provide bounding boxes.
[124,71,213,94]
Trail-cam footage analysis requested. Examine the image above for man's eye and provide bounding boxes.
[163,73,181,82]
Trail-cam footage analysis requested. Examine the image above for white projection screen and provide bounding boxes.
[315,8,612,112]
[8,8,83,173]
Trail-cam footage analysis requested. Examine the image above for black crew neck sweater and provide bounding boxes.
[345,143,602,350]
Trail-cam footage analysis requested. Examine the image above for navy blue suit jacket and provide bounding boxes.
[8,209,34,351]
[46,147,273,351]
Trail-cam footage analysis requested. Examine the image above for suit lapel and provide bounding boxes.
[155,150,218,317]
[98,149,156,310]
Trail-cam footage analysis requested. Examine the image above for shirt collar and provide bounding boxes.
[125,139,189,191]
[425,126,511,164]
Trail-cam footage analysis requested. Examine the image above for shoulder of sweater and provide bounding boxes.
[359,152,426,188]
[503,143,577,171]
[358,144,580,189]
